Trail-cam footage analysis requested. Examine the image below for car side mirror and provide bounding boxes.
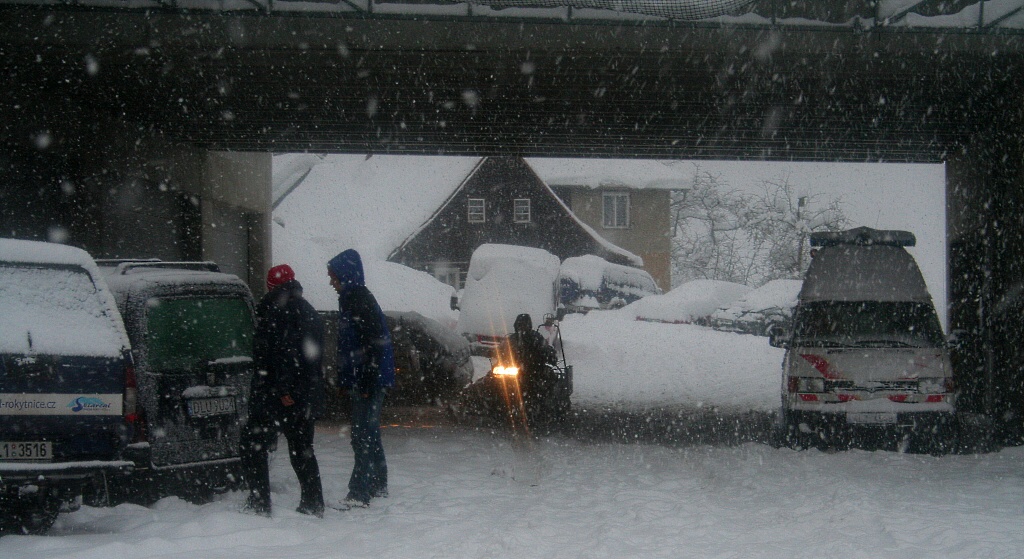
[556,307,567,321]
[450,293,460,311]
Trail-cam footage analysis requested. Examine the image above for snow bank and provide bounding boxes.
[560,311,782,411]
[712,279,802,319]
[272,220,457,326]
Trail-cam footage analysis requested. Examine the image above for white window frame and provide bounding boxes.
[602,192,630,229]
[468,198,485,223]
[513,198,531,223]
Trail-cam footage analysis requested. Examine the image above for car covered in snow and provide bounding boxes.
[771,227,957,452]
[455,244,562,356]
[1,239,135,534]
[705,279,802,337]
[626,279,752,324]
[385,310,474,405]
[98,260,255,503]
[558,254,661,313]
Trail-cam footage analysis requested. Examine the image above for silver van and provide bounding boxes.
[771,227,956,452]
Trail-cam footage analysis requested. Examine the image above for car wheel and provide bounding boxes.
[773,411,812,450]
[0,497,61,536]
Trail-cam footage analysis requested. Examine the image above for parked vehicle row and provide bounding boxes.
[453,244,661,356]
[1,240,256,535]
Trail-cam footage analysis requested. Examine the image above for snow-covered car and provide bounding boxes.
[455,244,562,356]
[706,279,802,336]
[626,279,752,324]
[386,310,474,405]
[98,260,255,503]
[559,254,661,313]
[771,228,956,453]
[1,239,135,535]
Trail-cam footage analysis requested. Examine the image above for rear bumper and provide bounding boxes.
[786,409,956,431]
[1,460,133,489]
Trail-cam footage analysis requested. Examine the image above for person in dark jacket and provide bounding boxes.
[241,264,326,517]
[328,249,396,509]
[506,313,558,411]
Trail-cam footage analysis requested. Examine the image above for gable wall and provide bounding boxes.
[390,157,605,287]
[563,188,672,291]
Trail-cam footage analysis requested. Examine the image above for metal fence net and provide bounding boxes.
[383,1,757,20]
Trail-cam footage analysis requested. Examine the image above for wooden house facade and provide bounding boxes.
[388,156,640,289]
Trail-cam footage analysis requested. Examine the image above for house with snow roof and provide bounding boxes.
[387,156,645,289]
[528,158,690,291]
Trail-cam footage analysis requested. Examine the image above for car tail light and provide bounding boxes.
[123,364,147,442]
[787,376,825,393]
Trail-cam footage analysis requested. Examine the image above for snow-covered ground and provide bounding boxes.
[4,420,1022,558]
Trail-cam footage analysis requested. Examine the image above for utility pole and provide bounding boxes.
[796,196,807,273]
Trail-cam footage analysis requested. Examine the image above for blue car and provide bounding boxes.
[1,239,136,535]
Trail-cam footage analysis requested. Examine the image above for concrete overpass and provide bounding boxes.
[2,1,1024,439]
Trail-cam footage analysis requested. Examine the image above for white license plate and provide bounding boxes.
[847,412,898,424]
[187,397,236,418]
[1,441,53,461]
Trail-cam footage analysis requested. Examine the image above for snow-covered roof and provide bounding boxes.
[388,156,644,267]
[1,238,130,356]
[560,254,657,293]
[456,243,561,337]
[800,244,932,303]
[273,153,480,262]
[528,158,691,191]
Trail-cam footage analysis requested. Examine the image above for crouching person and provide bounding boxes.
[241,264,326,517]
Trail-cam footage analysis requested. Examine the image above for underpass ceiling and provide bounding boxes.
[2,7,1023,161]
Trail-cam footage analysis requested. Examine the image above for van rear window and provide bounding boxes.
[793,301,945,347]
[145,297,253,372]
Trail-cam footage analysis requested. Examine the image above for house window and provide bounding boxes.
[514,198,531,223]
[603,192,630,228]
[468,198,485,223]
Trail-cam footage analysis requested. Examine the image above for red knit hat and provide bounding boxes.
[266,264,295,291]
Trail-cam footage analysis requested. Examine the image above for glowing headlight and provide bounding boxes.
[493,366,519,377]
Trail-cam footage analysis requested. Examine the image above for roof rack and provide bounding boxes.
[107,260,222,275]
[809,227,916,248]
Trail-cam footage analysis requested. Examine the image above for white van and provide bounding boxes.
[455,244,561,356]
[771,227,956,452]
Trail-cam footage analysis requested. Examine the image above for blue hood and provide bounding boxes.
[328,249,365,290]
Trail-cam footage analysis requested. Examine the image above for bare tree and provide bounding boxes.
[670,165,849,288]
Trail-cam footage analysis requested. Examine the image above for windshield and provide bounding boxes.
[792,301,945,348]
[0,264,125,356]
[145,296,253,372]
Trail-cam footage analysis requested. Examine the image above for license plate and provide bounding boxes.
[847,412,897,424]
[1,441,53,461]
[187,397,236,418]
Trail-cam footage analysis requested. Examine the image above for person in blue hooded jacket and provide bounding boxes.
[328,249,396,509]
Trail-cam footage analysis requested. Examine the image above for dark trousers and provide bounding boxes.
[241,405,324,511]
[347,389,388,503]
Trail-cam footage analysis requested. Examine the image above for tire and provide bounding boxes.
[906,417,959,455]
[0,497,61,536]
